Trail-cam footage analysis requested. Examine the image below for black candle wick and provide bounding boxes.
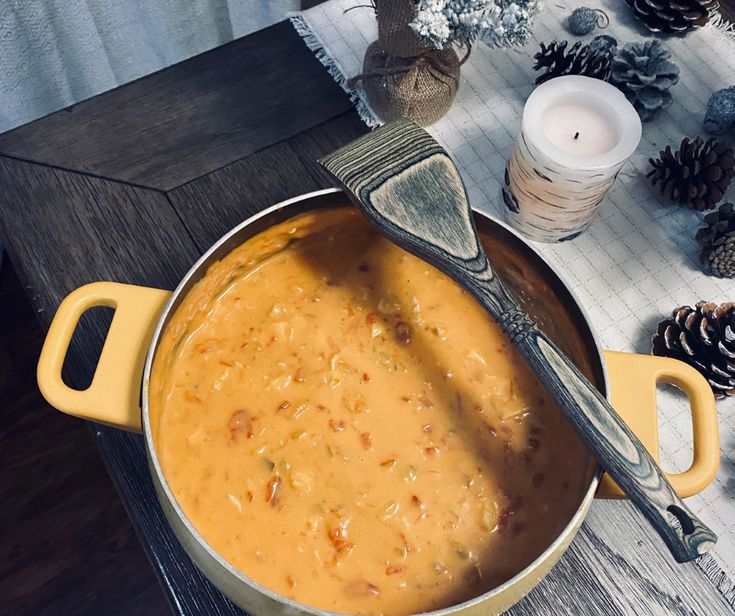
[574,132,580,140]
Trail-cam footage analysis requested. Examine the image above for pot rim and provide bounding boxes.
[141,187,606,616]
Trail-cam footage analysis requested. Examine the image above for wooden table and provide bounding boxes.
[0,20,732,616]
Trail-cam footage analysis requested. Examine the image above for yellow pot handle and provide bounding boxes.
[597,350,720,499]
[37,282,171,432]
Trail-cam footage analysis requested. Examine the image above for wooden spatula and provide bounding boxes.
[319,118,716,563]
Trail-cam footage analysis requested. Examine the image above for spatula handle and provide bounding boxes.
[483,282,716,563]
[319,118,717,562]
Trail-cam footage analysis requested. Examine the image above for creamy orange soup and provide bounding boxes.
[150,207,589,616]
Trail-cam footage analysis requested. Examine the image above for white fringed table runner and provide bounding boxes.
[289,0,735,599]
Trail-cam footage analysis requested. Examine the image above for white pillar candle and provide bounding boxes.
[502,76,642,243]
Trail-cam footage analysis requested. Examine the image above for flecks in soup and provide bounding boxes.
[150,207,590,616]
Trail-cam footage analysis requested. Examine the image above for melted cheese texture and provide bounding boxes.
[150,208,589,616]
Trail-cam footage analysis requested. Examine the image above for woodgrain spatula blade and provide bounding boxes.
[319,118,716,563]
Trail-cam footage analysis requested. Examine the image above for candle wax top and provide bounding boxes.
[542,104,619,157]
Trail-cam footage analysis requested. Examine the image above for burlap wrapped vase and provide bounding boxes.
[354,0,461,126]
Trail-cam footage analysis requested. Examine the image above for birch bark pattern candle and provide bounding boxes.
[502,76,642,243]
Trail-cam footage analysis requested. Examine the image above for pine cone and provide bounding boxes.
[696,203,735,277]
[625,0,718,34]
[610,40,679,122]
[533,38,615,85]
[653,302,735,398]
[647,137,735,210]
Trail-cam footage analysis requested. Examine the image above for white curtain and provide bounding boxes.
[0,0,299,133]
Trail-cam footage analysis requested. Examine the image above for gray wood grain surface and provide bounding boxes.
[514,501,733,615]
[0,155,247,614]
[0,18,732,616]
[0,22,352,192]
[167,112,369,250]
